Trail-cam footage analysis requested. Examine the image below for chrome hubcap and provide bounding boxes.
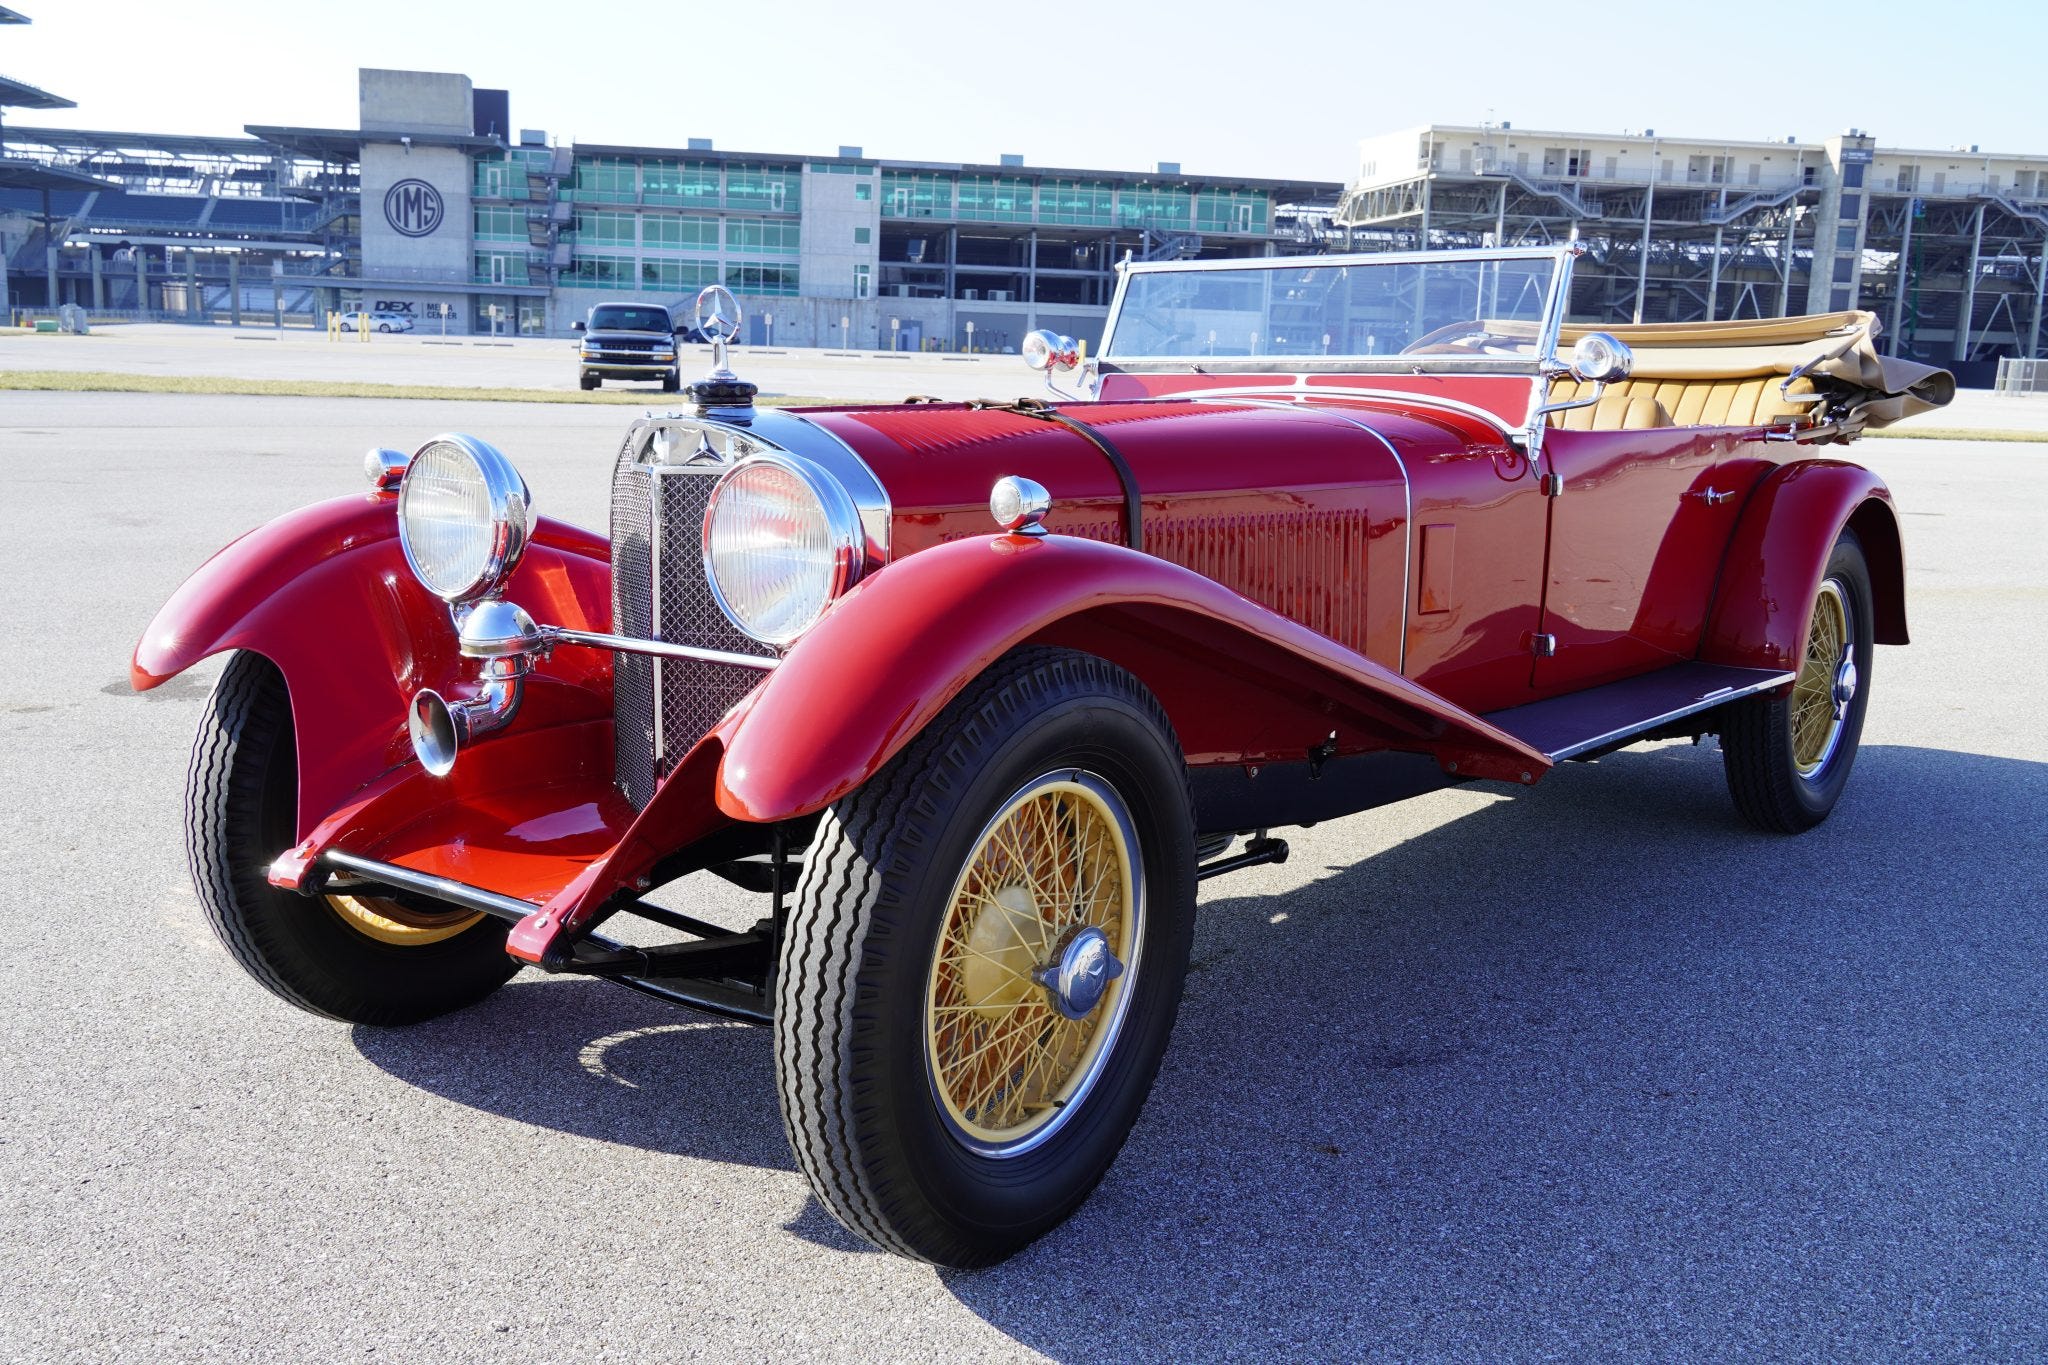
[1832,648,1858,719]
[1036,925,1125,1021]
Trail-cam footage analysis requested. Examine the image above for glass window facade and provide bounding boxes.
[1120,183,1192,229]
[957,175,1033,222]
[472,250,526,286]
[1195,188,1269,233]
[474,205,524,241]
[728,217,800,255]
[725,162,801,213]
[574,211,636,246]
[808,161,875,175]
[854,182,872,201]
[642,214,719,250]
[642,258,721,292]
[1040,179,1114,226]
[569,156,637,203]
[853,226,871,244]
[563,253,635,289]
[881,171,952,218]
[725,263,801,296]
[642,160,721,206]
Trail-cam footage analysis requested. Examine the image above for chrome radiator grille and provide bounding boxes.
[610,432,776,808]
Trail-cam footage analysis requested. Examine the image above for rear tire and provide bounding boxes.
[377,323,392,333]
[775,647,1197,1266]
[185,652,518,1024]
[1721,531,1875,833]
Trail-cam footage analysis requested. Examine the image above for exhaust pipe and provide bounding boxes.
[409,600,542,776]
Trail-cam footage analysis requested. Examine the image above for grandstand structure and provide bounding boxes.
[1335,124,2048,377]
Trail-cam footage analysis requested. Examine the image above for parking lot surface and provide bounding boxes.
[0,324,1023,404]
[2,389,2045,1362]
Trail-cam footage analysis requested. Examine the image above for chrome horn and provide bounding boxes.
[407,599,543,777]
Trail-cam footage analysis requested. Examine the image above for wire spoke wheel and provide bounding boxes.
[925,771,1142,1157]
[1722,536,1873,834]
[1790,579,1852,777]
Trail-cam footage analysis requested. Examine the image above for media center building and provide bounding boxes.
[0,68,1342,347]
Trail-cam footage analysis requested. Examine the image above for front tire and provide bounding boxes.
[185,652,518,1024]
[580,373,600,391]
[661,370,681,393]
[774,648,1197,1266]
[1721,531,1875,832]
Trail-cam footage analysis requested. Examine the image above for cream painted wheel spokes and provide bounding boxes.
[924,769,1144,1158]
[324,894,483,947]
[1791,578,1854,778]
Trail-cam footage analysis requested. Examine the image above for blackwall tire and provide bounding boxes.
[184,652,518,1025]
[1721,531,1875,833]
[774,647,1197,1266]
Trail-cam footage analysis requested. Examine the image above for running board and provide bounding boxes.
[1483,662,1794,762]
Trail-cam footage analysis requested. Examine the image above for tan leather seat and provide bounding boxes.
[1547,375,1817,430]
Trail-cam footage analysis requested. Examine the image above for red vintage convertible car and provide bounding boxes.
[135,250,1950,1266]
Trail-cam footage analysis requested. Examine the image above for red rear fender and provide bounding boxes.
[715,533,1553,824]
[1701,461,1907,672]
[132,493,614,834]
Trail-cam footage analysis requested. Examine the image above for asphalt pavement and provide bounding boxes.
[2,390,2045,1362]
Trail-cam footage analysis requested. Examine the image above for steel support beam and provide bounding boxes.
[1955,201,1984,362]
[1633,175,1656,324]
[1889,202,1914,355]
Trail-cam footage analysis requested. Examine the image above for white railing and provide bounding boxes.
[1994,357,2048,393]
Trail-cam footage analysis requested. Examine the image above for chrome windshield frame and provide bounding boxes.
[1099,245,1576,374]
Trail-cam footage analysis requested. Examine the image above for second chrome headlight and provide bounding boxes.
[702,454,861,645]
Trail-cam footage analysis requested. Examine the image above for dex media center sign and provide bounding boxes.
[383,178,445,237]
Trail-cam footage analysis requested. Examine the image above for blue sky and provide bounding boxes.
[5,0,2037,181]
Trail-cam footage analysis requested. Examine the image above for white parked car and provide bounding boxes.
[339,310,415,334]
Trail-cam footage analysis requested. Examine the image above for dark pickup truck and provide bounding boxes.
[573,302,699,391]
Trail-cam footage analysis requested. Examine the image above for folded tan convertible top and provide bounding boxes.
[1502,311,1956,427]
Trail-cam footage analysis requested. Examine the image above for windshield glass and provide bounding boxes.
[1102,253,1561,362]
[590,305,673,332]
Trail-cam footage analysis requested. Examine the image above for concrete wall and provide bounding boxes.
[798,167,881,302]
[360,68,474,135]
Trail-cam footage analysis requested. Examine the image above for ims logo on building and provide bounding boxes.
[383,179,445,237]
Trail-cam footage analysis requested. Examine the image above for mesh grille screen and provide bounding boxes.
[610,431,776,809]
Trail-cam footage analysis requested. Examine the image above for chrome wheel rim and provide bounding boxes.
[923,769,1144,1159]
[1791,578,1854,778]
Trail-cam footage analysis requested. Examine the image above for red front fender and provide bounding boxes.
[132,492,614,834]
[1700,460,1908,673]
[715,532,1553,825]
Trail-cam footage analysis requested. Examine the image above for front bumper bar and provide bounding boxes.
[315,850,774,1024]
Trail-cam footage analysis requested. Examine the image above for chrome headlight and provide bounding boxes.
[702,454,861,645]
[396,434,531,603]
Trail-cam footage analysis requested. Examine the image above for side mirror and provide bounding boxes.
[1022,329,1079,373]
[1569,332,1633,385]
[571,320,586,333]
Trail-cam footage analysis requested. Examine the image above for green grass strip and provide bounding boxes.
[1864,424,2048,442]
[0,369,839,407]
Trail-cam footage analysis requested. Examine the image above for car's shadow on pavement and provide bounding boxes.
[357,741,2048,1355]
[352,978,794,1173]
